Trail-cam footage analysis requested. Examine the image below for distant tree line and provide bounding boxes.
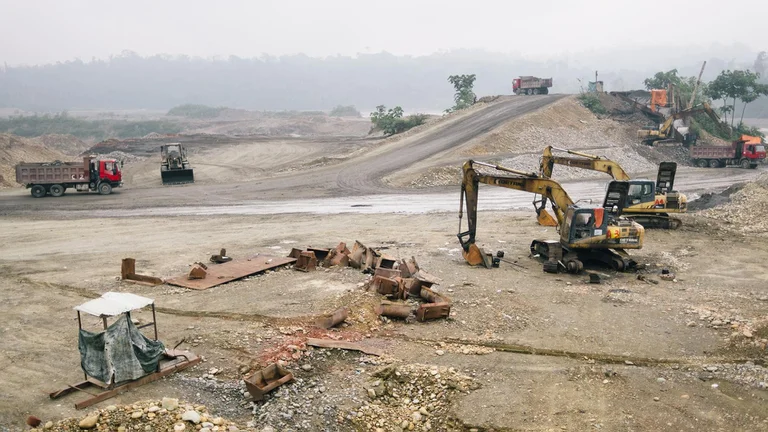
[1,49,767,118]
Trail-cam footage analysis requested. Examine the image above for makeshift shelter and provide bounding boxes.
[50,292,200,409]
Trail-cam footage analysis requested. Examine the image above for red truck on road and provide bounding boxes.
[690,136,765,169]
[15,156,123,197]
[513,76,553,95]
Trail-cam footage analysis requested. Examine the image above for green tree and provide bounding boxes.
[447,74,477,112]
[707,69,768,128]
[369,105,426,136]
[643,69,682,90]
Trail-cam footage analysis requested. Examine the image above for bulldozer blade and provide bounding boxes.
[161,169,195,185]
[537,209,558,227]
[462,244,493,268]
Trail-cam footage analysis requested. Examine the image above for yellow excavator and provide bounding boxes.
[538,146,686,229]
[637,102,722,146]
[458,160,645,273]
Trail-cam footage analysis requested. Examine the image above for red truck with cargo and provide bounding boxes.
[15,156,123,197]
[690,136,765,169]
[513,76,553,95]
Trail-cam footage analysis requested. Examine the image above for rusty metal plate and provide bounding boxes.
[166,255,296,290]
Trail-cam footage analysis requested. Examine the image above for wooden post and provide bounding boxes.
[151,304,158,341]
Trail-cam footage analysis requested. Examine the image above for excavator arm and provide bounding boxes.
[540,146,631,181]
[458,160,575,265]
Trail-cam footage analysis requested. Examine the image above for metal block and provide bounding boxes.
[295,251,317,272]
[375,302,413,319]
[316,307,348,329]
[244,364,294,402]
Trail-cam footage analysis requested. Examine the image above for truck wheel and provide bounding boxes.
[709,159,720,168]
[542,88,549,95]
[740,159,751,169]
[30,185,46,198]
[532,88,539,95]
[98,183,112,195]
[695,159,708,168]
[49,184,65,197]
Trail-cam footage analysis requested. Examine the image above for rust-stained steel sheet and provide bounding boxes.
[166,255,296,290]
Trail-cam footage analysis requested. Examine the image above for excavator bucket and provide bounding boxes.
[161,168,195,185]
[462,244,493,268]
[536,209,558,227]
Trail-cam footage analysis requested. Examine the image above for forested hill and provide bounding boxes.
[0,47,763,114]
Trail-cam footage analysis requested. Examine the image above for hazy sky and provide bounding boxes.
[1,0,766,65]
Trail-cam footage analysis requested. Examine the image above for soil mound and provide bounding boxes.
[0,134,68,188]
[698,173,768,234]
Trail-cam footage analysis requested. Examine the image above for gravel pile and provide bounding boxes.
[701,174,768,235]
[94,150,146,164]
[349,363,479,432]
[688,362,768,390]
[31,398,247,432]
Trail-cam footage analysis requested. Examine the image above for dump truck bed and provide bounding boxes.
[690,145,735,159]
[16,162,89,185]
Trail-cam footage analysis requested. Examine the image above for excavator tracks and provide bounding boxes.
[530,240,637,273]
[626,213,682,230]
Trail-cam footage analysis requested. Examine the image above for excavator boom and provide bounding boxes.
[458,160,644,272]
[540,146,630,180]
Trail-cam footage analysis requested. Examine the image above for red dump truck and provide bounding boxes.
[513,76,553,95]
[690,136,766,169]
[15,156,123,197]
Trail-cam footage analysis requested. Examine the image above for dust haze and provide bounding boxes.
[0,0,766,113]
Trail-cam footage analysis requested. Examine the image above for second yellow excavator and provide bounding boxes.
[538,146,686,229]
[458,160,645,273]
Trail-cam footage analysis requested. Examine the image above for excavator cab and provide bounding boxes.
[626,181,654,207]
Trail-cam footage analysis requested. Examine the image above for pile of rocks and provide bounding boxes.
[31,398,247,432]
[682,307,767,350]
[690,363,768,390]
[348,363,479,431]
[701,176,768,235]
[95,150,145,164]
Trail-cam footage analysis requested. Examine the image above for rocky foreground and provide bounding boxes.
[29,398,247,432]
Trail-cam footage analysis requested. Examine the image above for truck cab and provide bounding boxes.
[92,159,122,184]
[739,141,766,162]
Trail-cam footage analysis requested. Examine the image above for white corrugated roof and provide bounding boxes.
[74,292,154,317]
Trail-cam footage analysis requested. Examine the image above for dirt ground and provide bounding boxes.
[1,96,767,431]
[0,208,766,431]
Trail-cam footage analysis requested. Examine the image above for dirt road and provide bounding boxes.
[0,95,566,213]
[2,166,761,218]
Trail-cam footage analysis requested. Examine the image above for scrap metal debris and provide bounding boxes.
[660,269,676,281]
[244,363,294,401]
[209,248,232,264]
[306,338,384,356]
[166,255,296,290]
[188,262,208,280]
[120,258,163,286]
[315,307,349,329]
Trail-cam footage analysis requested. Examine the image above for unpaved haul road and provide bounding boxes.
[7,167,762,219]
[0,96,566,214]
